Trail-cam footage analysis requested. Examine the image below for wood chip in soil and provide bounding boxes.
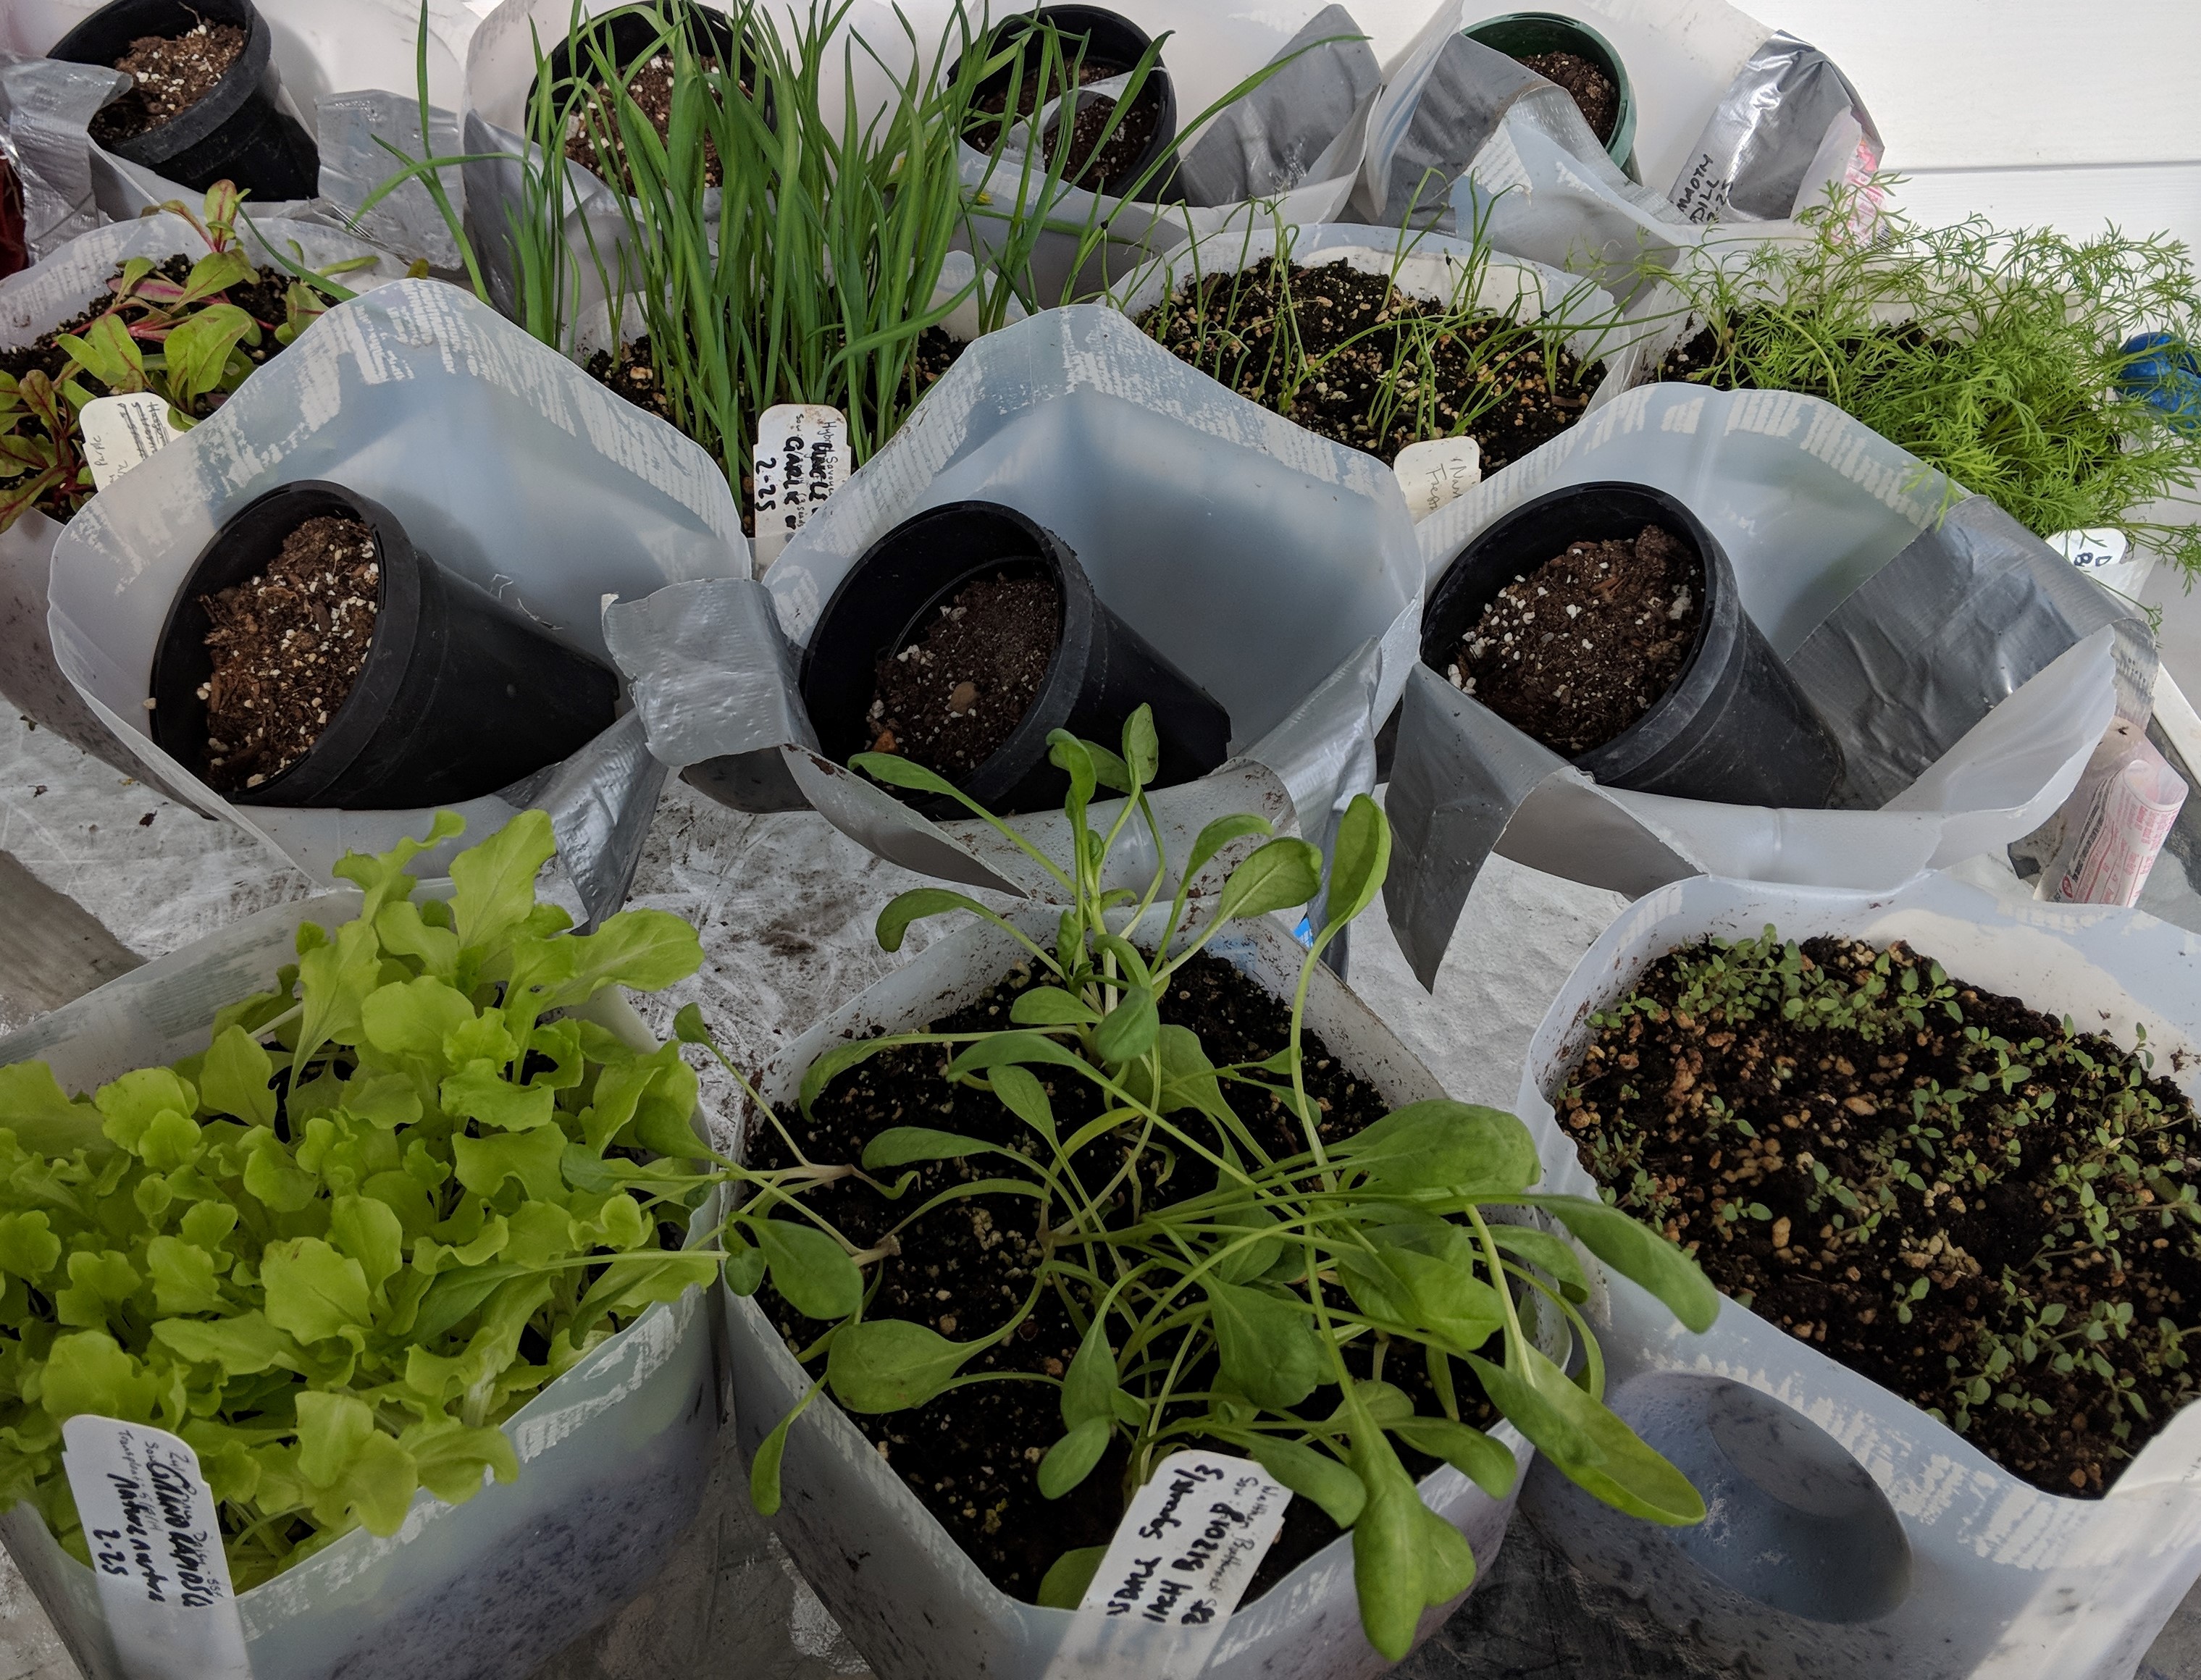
[1560,930,2201,1497]
[92,22,246,143]
[865,572,1058,778]
[747,952,1496,1603]
[198,515,380,794]
[1517,50,1617,143]
[1454,523,1700,755]
[1139,256,1599,469]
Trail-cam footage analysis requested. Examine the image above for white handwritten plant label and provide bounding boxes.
[62,1416,251,1679]
[2053,527,2129,574]
[80,393,186,491]
[1043,1450,1291,1679]
[750,403,851,572]
[1393,435,1481,522]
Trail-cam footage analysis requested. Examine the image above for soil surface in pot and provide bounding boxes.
[562,51,737,188]
[1450,523,1701,755]
[0,256,298,526]
[1139,256,1601,469]
[197,513,380,793]
[583,335,679,427]
[970,59,1152,193]
[752,953,1498,1603]
[90,20,247,145]
[1560,928,2201,1497]
[865,572,1060,776]
[1517,50,1617,144]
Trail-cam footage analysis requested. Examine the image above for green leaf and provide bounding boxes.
[1093,987,1158,1065]
[404,1416,518,1505]
[151,1310,295,1375]
[987,1064,1055,1138]
[1322,794,1391,933]
[800,1038,897,1119]
[750,1379,823,1516]
[1060,1314,1118,1427]
[751,1219,862,1321]
[1037,1416,1112,1498]
[329,1195,406,1294]
[0,1062,110,1159]
[1392,1417,1517,1500]
[1210,1196,1283,1285]
[1519,1195,1721,1334]
[332,810,464,922]
[876,889,992,953]
[1372,1240,1508,1352]
[374,899,459,982]
[1214,838,1323,920]
[1205,1280,1322,1410]
[850,753,964,800]
[145,1236,223,1315]
[40,1331,157,1422]
[1244,1435,1364,1526]
[359,974,475,1069]
[826,1319,976,1414]
[1182,814,1272,889]
[543,909,703,1002]
[1330,1101,1541,1199]
[261,1238,374,1343]
[450,808,557,962]
[722,1230,766,1295]
[0,1212,59,1282]
[1037,1544,1109,1610]
[1120,706,1160,791]
[451,1126,567,1202]
[295,920,382,1070]
[1467,1345,1703,1524]
[1349,1426,1428,1661]
[944,1033,1086,1079]
[177,248,254,303]
[197,1026,276,1127]
[56,314,144,392]
[1485,1225,1590,1303]
[860,1127,995,1169]
[1008,988,1093,1027]
[441,1063,557,1131]
[159,302,256,411]
[93,1067,197,1153]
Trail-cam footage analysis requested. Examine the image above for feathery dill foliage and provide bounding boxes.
[1653,189,2201,578]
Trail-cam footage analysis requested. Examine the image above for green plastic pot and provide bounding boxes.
[1464,10,1638,181]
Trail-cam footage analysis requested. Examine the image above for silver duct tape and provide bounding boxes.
[1352,30,1542,229]
[1791,496,2156,807]
[498,710,668,928]
[1173,5,1379,210]
[603,578,813,768]
[316,91,466,269]
[1669,32,1882,225]
[0,54,125,260]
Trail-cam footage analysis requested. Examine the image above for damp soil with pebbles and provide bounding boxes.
[1451,524,1701,755]
[747,954,1500,1603]
[1139,256,1601,471]
[91,20,246,144]
[1516,50,1617,144]
[197,514,380,793]
[865,573,1060,778]
[1559,928,2201,1497]
[563,51,736,188]
[969,58,1156,193]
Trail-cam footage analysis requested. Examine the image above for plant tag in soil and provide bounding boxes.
[80,393,186,491]
[751,404,851,571]
[61,1416,251,1680]
[1393,436,1481,522]
[2052,527,2130,574]
[1042,1450,1291,1679]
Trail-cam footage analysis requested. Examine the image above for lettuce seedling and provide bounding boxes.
[698,706,1718,1660]
[0,810,721,1587]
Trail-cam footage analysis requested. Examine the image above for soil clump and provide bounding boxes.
[92,21,246,143]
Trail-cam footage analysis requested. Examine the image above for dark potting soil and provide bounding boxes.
[1139,256,1600,470]
[750,952,1495,1603]
[1,256,296,525]
[907,324,964,401]
[91,20,246,143]
[1561,930,2201,1497]
[563,54,727,188]
[970,60,1151,193]
[1452,524,1701,755]
[865,573,1059,778]
[582,335,679,428]
[197,514,380,793]
[1517,50,1618,145]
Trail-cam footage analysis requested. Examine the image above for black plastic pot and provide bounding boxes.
[1421,482,1841,807]
[51,0,317,201]
[800,500,1229,818]
[150,481,620,809]
[532,2,773,152]
[953,4,1180,203]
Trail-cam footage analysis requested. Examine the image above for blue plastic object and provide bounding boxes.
[2121,331,2201,434]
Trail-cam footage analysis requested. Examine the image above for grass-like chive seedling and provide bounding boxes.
[0,182,374,532]
[0,810,722,1587]
[682,705,1717,1659]
[1561,926,2201,1496]
[1648,185,2201,579]
[1133,214,1614,471]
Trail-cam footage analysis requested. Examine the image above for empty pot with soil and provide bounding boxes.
[1513,870,2201,1679]
[953,4,1180,203]
[1420,480,1840,807]
[49,0,317,200]
[148,479,621,808]
[798,499,1230,816]
[1460,12,1636,178]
